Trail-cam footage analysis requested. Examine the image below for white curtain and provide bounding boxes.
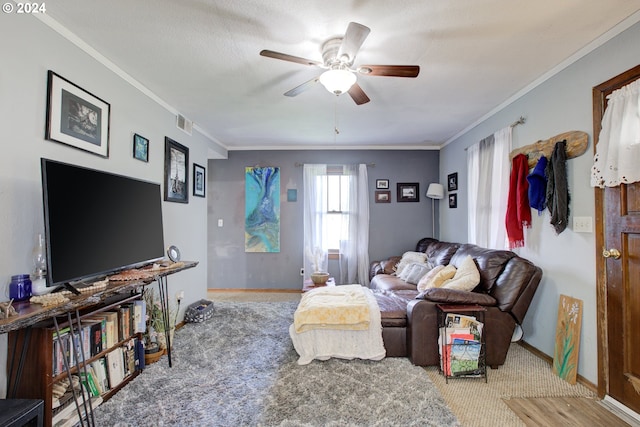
[303,164,328,280]
[303,164,370,287]
[591,77,640,188]
[467,126,511,249]
[339,164,370,286]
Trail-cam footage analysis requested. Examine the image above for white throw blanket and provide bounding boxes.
[293,284,370,333]
[289,286,386,365]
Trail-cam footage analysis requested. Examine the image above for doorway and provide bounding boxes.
[593,64,640,414]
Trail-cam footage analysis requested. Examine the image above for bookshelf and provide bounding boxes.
[436,304,487,383]
[8,292,144,427]
[4,261,198,427]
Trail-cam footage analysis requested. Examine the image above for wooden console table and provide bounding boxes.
[2,261,197,427]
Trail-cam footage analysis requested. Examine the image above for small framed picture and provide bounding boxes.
[287,189,297,202]
[397,183,420,202]
[448,172,458,192]
[45,70,110,157]
[375,190,391,203]
[376,179,389,189]
[449,193,458,209]
[164,137,189,203]
[193,163,206,197]
[133,134,149,162]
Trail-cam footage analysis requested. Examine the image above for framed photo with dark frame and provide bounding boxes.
[375,190,391,203]
[164,137,189,203]
[45,70,110,157]
[133,133,149,162]
[397,183,420,202]
[376,179,389,189]
[193,163,206,197]
[449,193,458,208]
[448,172,458,192]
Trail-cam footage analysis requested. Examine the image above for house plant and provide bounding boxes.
[143,289,179,363]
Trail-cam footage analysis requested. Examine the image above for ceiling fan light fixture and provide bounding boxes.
[319,69,356,95]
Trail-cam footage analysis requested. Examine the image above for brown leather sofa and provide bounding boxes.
[370,238,542,368]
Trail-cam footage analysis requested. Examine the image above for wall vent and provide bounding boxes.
[176,114,193,136]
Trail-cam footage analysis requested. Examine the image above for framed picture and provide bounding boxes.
[287,189,297,202]
[375,190,391,203]
[45,70,110,157]
[397,183,420,202]
[133,134,149,162]
[449,193,458,208]
[193,163,206,197]
[164,137,189,203]
[376,179,389,189]
[448,172,458,192]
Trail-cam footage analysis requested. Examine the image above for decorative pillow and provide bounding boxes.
[394,251,428,276]
[441,255,480,292]
[403,263,431,285]
[416,264,456,291]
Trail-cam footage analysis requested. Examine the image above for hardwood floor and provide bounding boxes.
[503,397,635,426]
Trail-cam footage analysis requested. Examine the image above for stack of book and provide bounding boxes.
[439,313,483,376]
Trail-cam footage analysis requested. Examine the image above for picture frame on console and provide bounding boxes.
[164,137,189,203]
[397,183,419,202]
[133,133,149,162]
[193,163,206,197]
[45,70,111,158]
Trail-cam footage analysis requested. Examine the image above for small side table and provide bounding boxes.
[302,277,335,292]
[436,304,487,383]
[0,399,44,427]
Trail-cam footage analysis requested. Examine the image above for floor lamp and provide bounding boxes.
[426,183,444,237]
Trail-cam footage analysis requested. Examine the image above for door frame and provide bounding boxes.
[593,64,640,398]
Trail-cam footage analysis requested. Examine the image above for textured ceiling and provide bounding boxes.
[42,0,640,152]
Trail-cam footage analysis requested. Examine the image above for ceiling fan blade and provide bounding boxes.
[337,22,371,64]
[260,50,323,67]
[284,77,320,97]
[348,83,370,105]
[357,65,420,78]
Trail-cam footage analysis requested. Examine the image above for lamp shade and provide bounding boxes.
[319,69,357,95]
[426,183,444,199]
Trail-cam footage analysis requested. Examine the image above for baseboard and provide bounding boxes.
[207,288,301,294]
[518,340,597,393]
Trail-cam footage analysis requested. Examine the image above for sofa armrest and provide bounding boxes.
[369,256,402,280]
[416,288,497,306]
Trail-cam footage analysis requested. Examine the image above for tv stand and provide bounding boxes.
[2,261,198,427]
[61,282,81,295]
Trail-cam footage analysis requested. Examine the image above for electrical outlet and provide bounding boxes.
[176,290,185,301]
[573,216,593,233]
[217,219,223,227]
[300,268,304,276]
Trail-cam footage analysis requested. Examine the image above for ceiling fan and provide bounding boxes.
[260,22,420,105]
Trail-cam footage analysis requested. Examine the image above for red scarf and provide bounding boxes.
[505,154,531,248]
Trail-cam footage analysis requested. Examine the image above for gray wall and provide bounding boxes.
[208,150,439,289]
[0,13,217,396]
[439,21,640,384]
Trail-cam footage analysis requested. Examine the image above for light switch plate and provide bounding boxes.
[573,216,593,233]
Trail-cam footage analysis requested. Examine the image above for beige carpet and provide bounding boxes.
[425,343,596,426]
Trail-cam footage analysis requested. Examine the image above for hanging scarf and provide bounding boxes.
[546,140,570,234]
[505,154,531,249]
[527,156,548,214]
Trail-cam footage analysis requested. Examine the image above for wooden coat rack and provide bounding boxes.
[509,130,589,169]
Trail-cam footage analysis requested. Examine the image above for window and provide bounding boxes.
[325,173,349,252]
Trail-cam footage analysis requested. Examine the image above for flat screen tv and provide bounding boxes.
[41,158,165,288]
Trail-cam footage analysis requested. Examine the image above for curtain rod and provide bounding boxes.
[294,162,375,167]
[464,116,526,151]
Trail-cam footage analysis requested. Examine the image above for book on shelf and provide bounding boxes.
[133,299,146,333]
[90,358,109,394]
[106,348,125,389]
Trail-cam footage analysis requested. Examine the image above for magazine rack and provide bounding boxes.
[436,304,487,383]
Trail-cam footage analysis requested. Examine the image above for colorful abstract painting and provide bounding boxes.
[553,294,583,384]
[245,166,280,252]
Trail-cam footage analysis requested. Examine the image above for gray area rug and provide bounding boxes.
[93,300,459,426]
